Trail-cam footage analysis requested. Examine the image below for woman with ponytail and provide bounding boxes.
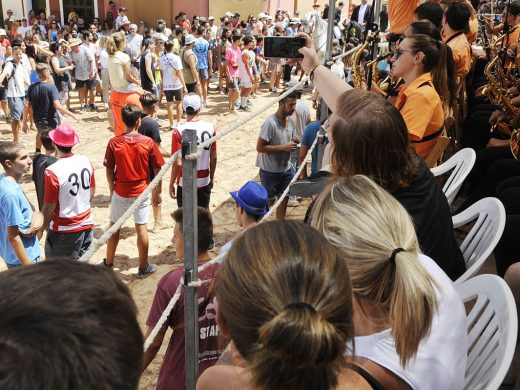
[311,175,468,390]
[390,33,451,159]
[198,221,391,390]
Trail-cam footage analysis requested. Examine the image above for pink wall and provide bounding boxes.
[171,2,209,25]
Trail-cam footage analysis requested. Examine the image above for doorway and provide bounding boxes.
[62,0,95,24]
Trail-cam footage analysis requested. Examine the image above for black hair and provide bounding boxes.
[172,207,214,254]
[164,40,174,52]
[50,41,60,53]
[0,259,143,390]
[243,35,254,45]
[279,90,300,102]
[39,131,55,151]
[415,2,444,28]
[121,104,143,128]
[408,20,442,40]
[506,1,520,16]
[197,26,205,36]
[55,144,73,154]
[11,39,23,48]
[232,34,242,43]
[444,2,471,31]
[139,93,158,110]
[175,27,184,36]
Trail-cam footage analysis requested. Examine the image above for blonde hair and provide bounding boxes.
[106,32,125,56]
[98,35,109,50]
[310,175,438,366]
[219,220,354,390]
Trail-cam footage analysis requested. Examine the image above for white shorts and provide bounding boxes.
[240,79,253,88]
[109,192,151,225]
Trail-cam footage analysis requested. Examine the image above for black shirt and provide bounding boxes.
[27,82,61,127]
[392,159,466,280]
[32,154,58,210]
[138,116,161,143]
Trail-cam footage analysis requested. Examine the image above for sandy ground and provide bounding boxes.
[0,76,314,388]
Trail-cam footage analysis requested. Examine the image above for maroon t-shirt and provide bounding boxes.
[146,261,222,390]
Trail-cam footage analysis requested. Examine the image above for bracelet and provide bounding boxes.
[309,64,320,82]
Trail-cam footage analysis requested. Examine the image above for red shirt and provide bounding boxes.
[104,132,165,197]
[146,260,222,390]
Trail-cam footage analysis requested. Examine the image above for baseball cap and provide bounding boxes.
[225,11,234,17]
[184,34,196,45]
[208,16,215,20]
[182,93,201,114]
[230,181,269,216]
[0,29,6,36]
[119,7,127,11]
[289,18,301,24]
[258,12,267,19]
[157,18,165,25]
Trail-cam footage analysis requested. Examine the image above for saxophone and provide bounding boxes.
[350,32,377,89]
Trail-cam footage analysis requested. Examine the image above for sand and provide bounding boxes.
[0,77,314,388]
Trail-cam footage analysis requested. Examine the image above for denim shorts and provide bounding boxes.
[198,68,209,80]
[259,168,294,199]
[7,96,25,120]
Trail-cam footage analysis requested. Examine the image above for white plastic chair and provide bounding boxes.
[456,274,518,390]
[453,197,506,286]
[430,148,476,205]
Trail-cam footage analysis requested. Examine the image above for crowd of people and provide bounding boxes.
[1,0,520,389]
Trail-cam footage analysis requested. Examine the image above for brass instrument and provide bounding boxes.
[351,32,378,89]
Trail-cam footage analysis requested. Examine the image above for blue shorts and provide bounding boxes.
[198,68,209,80]
[7,97,25,121]
[259,168,294,199]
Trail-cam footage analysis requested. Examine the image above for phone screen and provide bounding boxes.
[264,37,306,59]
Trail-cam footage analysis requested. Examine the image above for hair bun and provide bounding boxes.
[258,302,343,369]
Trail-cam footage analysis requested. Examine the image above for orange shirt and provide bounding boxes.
[445,31,471,77]
[388,0,419,34]
[396,73,444,160]
[466,16,478,43]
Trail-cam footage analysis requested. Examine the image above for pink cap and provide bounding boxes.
[49,123,80,147]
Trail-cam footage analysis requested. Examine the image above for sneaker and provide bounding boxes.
[89,103,99,110]
[79,106,87,113]
[270,87,277,93]
[234,101,241,108]
[287,196,300,207]
[168,124,175,131]
[6,115,11,123]
[238,105,249,111]
[98,258,114,269]
[250,93,257,98]
[137,263,158,278]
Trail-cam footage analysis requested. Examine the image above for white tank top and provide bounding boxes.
[175,119,216,188]
[45,154,95,232]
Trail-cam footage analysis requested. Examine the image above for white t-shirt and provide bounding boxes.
[115,15,129,30]
[238,49,253,82]
[127,34,143,62]
[352,254,468,390]
[97,48,109,69]
[159,52,183,91]
[3,61,27,97]
[358,4,368,24]
[17,26,30,38]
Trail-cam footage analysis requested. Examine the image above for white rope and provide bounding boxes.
[186,79,309,160]
[326,43,362,65]
[143,129,320,352]
[260,131,320,220]
[79,79,310,263]
[79,149,182,263]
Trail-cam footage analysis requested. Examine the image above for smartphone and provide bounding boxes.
[264,36,306,59]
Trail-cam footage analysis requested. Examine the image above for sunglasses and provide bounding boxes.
[394,48,413,59]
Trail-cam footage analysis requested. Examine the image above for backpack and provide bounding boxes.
[1,60,17,89]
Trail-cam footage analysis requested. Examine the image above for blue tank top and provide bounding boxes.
[193,38,209,70]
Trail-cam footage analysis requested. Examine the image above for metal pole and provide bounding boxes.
[373,0,382,28]
[319,0,335,122]
[182,129,199,390]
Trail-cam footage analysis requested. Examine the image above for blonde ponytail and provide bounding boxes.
[311,175,438,366]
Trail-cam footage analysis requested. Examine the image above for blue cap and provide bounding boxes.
[230,181,269,216]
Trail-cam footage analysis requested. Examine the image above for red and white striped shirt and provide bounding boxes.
[171,119,217,188]
[44,154,95,233]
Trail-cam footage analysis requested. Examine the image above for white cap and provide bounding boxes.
[0,29,6,36]
[225,11,234,17]
[266,15,273,20]
[258,12,267,19]
[183,93,201,113]
[184,34,196,45]
[208,16,215,20]
[290,18,301,24]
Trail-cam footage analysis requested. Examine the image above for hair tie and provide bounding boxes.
[284,301,317,313]
[389,248,405,266]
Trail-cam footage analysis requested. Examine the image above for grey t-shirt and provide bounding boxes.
[71,45,93,81]
[256,114,295,173]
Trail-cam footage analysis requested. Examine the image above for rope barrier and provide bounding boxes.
[143,128,320,352]
[326,43,363,65]
[79,79,309,263]
[79,149,182,263]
